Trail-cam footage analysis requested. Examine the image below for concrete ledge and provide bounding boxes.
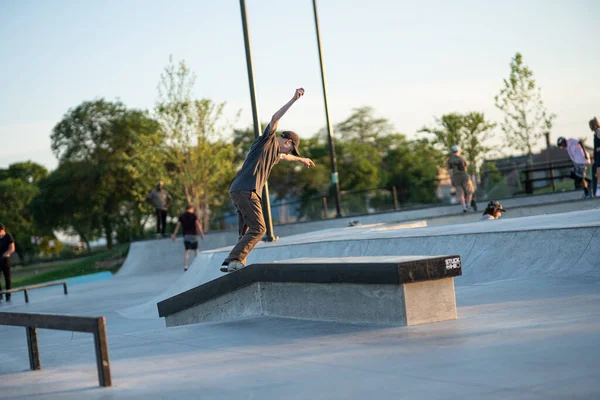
[159,255,461,327]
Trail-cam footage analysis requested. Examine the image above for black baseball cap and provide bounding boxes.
[281,131,300,156]
[487,200,506,212]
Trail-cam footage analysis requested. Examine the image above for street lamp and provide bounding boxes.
[239,0,277,241]
[312,0,342,218]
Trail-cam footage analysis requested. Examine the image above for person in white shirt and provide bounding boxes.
[480,200,506,221]
[557,136,592,199]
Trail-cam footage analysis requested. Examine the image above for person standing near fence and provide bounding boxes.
[590,117,600,197]
[557,136,592,199]
[0,224,15,302]
[147,181,173,237]
[220,88,315,273]
[171,204,205,271]
[447,145,476,212]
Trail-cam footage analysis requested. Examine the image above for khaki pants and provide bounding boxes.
[224,191,266,264]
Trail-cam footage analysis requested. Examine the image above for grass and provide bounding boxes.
[10,244,130,288]
[532,180,577,195]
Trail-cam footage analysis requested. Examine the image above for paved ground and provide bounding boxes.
[0,208,599,399]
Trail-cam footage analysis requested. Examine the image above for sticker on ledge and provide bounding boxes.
[445,257,461,270]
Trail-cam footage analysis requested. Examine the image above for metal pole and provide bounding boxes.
[549,162,556,192]
[322,196,328,219]
[392,186,399,210]
[239,0,276,241]
[94,317,112,387]
[312,0,342,218]
[26,327,41,370]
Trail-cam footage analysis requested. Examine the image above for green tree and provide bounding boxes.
[156,56,237,230]
[50,99,164,247]
[495,52,556,158]
[0,179,40,261]
[420,112,495,174]
[0,161,48,262]
[419,113,464,152]
[335,106,394,146]
[383,137,442,204]
[1,161,48,183]
[29,161,104,250]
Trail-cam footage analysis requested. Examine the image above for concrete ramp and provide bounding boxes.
[118,209,600,319]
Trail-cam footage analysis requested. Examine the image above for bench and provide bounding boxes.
[0,311,111,387]
[1,281,68,303]
[158,255,462,326]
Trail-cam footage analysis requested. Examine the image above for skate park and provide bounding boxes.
[0,195,599,399]
[3,1,600,398]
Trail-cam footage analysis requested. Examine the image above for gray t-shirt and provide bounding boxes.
[230,123,280,198]
[480,214,496,221]
[147,189,171,210]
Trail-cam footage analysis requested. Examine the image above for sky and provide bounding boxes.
[1,0,598,170]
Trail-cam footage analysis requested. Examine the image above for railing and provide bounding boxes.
[0,312,112,387]
[1,281,68,303]
[520,161,578,194]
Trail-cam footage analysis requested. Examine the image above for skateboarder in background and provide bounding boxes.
[0,224,15,302]
[221,88,315,273]
[172,204,205,271]
[447,145,477,212]
[147,181,173,237]
[480,200,506,221]
[557,136,592,198]
[590,117,600,197]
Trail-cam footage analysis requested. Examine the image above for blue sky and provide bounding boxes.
[1,0,598,169]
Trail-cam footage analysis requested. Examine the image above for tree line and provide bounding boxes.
[0,52,554,261]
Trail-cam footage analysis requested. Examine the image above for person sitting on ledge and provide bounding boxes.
[480,200,506,221]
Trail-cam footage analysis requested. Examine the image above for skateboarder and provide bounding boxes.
[447,145,476,212]
[0,224,15,302]
[171,204,205,271]
[221,88,315,273]
[480,200,506,221]
[147,181,173,237]
[557,136,592,198]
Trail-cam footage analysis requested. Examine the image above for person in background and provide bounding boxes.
[146,181,173,237]
[0,223,15,302]
[480,200,506,221]
[447,145,477,212]
[590,117,600,197]
[172,204,205,271]
[557,136,592,199]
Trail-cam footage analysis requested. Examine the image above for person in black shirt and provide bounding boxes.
[221,88,315,273]
[0,223,15,302]
[172,204,205,271]
[590,117,600,197]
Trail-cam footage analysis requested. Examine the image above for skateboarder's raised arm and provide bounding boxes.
[266,88,304,135]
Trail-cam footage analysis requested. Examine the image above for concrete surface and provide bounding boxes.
[120,209,599,320]
[0,206,599,399]
[119,194,599,278]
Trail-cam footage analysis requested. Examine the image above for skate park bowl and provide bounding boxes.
[114,207,600,321]
[2,197,599,399]
[157,255,462,327]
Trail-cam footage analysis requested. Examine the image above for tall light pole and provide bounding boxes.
[239,0,277,241]
[312,0,342,218]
